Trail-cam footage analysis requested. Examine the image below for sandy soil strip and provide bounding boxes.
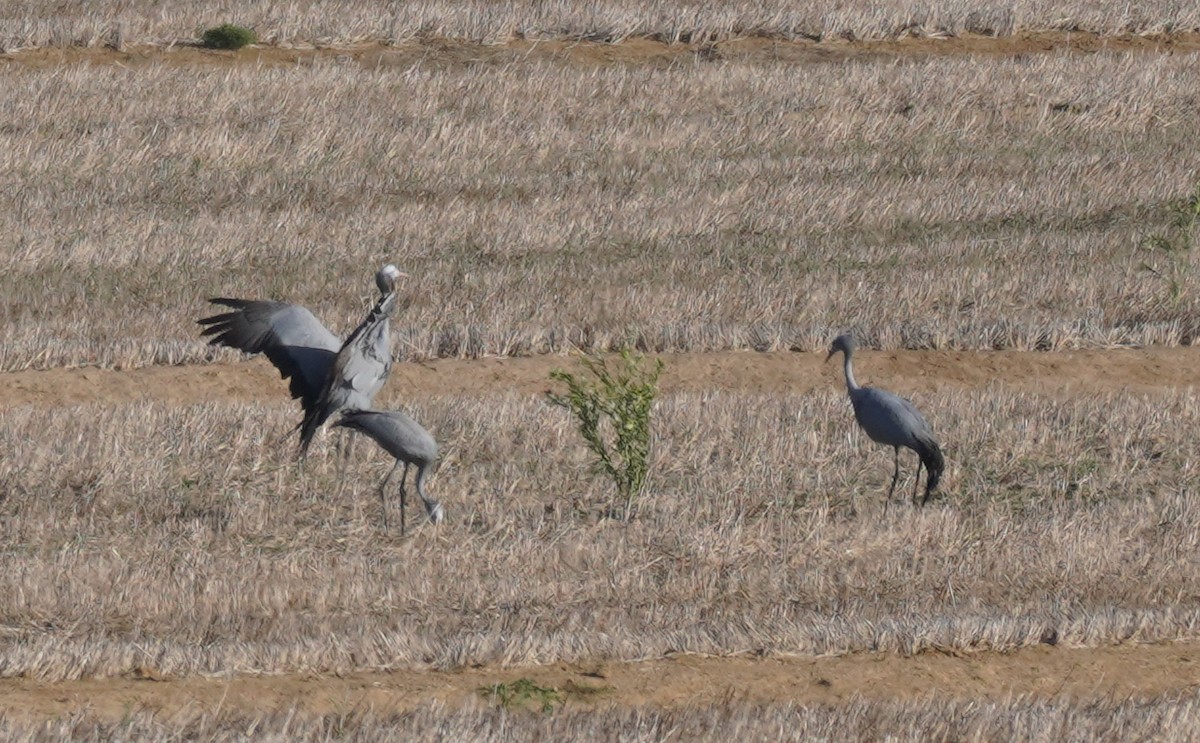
[2,31,1200,71]
[1,641,1198,722]
[0,347,1195,410]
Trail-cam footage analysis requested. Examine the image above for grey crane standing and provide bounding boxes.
[197,265,406,459]
[333,408,444,534]
[826,334,944,505]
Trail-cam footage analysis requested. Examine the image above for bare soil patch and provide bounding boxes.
[3,32,1200,71]
[0,347,1195,410]
[3,641,1199,724]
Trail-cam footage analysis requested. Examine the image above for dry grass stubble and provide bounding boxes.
[2,0,1200,49]
[0,387,1197,680]
[1,54,1199,370]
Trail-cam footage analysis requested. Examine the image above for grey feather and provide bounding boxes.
[828,333,945,504]
[334,408,443,533]
[197,299,340,411]
[198,265,405,458]
[299,290,400,456]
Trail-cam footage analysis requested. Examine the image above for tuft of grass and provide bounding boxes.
[1139,176,1200,303]
[478,678,563,713]
[8,692,1200,740]
[200,23,257,50]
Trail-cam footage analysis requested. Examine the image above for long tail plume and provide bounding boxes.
[298,407,328,459]
[916,436,945,504]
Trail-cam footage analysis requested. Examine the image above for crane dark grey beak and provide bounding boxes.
[825,349,835,362]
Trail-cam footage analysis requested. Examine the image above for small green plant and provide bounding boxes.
[548,349,663,520]
[200,23,257,50]
[478,678,562,713]
[1139,177,1200,303]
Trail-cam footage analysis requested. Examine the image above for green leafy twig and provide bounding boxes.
[548,349,663,520]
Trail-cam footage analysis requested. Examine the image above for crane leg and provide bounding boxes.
[886,447,901,503]
[399,462,411,536]
[333,430,346,499]
[912,454,924,505]
[377,460,402,532]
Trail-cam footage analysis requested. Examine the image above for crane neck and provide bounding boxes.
[841,349,860,392]
[373,290,397,318]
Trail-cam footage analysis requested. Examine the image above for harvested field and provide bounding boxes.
[2,0,1200,49]
[2,41,1200,370]
[2,15,1200,740]
[2,353,1200,735]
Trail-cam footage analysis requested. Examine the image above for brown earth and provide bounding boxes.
[0,346,1195,410]
[3,31,1200,71]
[1,641,1198,722]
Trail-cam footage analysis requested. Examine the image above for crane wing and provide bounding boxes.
[850,386,935,447]
[197,298,341,410]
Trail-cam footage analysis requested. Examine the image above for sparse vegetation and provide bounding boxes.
[1140,177,1200,302]
[479,678,563,713]
[199,23,256,50]
[548,350,662,519]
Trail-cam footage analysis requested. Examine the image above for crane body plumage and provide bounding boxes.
[198,265,405,458]
[334,408,444,533]
[828,334,944,504]
[299,290,399,455]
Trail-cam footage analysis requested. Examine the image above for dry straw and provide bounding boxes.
[0,54,1198,370]
[1,0,1199,48]
[0,387,1197,680]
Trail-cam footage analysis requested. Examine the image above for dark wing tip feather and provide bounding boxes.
[917,436,945,501]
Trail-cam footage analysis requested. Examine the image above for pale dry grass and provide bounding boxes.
[1,0,1199,49]
[7,693,1200,742]
[0,53,1198,370]
[0,387,1197,680]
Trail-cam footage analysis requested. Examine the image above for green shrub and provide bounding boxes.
[200,23,257,50]
[548,349,663,520]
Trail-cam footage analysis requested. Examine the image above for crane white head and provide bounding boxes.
[426,500,445,524]
[826,333,858,362]
[375,264,406,295]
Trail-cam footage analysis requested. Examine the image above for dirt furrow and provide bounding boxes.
[2,641,1198,723]
[0,347,1195,410]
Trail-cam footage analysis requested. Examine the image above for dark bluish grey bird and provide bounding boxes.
[198,265,405,459]
[334,408,444,533]
[827,334,944,505]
